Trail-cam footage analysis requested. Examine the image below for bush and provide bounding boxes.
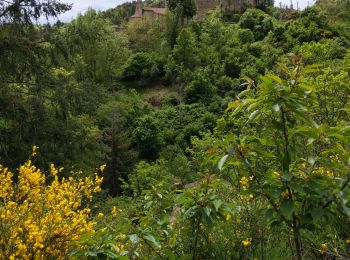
[122,52,162,81]
[296,38,347,63]
[132,115,161,160]
[184,69,215,103]
[237,28,255,44]
[239,8,274,41]
[216,75,241,96]
[0,153,102,259]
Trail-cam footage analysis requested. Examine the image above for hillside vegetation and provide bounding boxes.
[1,0,350,259]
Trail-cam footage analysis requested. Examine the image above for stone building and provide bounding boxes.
[195,0,221,17]
[221,0,257,12]
[129,0,257,20]
[130,0,167,20]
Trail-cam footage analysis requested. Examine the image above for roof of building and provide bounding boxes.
[143,7,166,15]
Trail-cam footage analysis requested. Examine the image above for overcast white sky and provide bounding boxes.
[54,0,316,23]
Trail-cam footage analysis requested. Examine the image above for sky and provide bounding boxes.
[55,0,125,22]
[53,0,316,23]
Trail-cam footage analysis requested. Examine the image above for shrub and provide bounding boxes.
[122,52,162,81]
[0,150,103,259]
[239,9,274,41]
[185,69,215,103]
[237,28,255,44]
[133,115,161,160]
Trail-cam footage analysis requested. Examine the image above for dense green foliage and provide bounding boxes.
[1,0,350,259]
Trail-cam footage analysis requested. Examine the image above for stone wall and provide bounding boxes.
[143,10,157,18]
[130,0,257,21]
[196,0,257,16]
[195,0,220,17]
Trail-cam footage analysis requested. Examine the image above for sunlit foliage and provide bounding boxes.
[0,149,103,259]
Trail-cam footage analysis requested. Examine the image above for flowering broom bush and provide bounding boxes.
[0,150,103,259]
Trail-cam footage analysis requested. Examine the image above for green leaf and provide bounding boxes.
[278,63,289,74]
[143,233,161,249]
[79,232,93,242]
[341,108,350,115]
[213,200,223,211]
[255,149,275,158]
[311,207,324,221]
[307,156,317,166]
[83,251,98,257]
[267,74,283,84]
[272,103,280,112]
[282,171,293,182]
[280,199,294,218]
[238,89,252,98]
[339,198,350,217]
[300,214,313,227]
[270,220,281,227]
[226,101,241,111]
[101,250,120,259]
[129,234,140,244]
[248,110,259,121]
[307,138,315,145]
[168,252,176,260]
[203,206,212,217]
[304,64,320,74]
[265,208,275,220]
[218,155,229,171]
[247,102,259,112]
[144,201,153,209]
[288,183,304,193]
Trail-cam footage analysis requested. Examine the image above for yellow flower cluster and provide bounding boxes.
[298,156,340,179]
[240,175,253,184]
[321,243,327,250]
[0,159,103,259]
[111,206,122,218]
[318,243,328,255]
[280,189,289,198]
[242,237,252,247]
[273,171,280,177]
[240,177,249,186]
[31,145,39,157]
[329,154,339,162]
[312,166,335,177]
[238,194,254,202]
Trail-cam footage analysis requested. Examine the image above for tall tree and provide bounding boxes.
[168,0,197,23]
[97,101,138,196]
[0,0,71,24]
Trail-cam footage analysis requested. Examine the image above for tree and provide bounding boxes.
[122,52,162,81]
[101,2,136,25]
[168,0,196,22]
[257,0,274,9]
[164,11,181,49]
[133,115,161,160]
[125,17,165,52]
[64,9,130,86]
[239,8,274,41]
[184,69,215,103]
[223,57,350,259]
[0,0,71,24]
[172,28,198,70]
[97,101,138,196]
[0,9,126,172]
